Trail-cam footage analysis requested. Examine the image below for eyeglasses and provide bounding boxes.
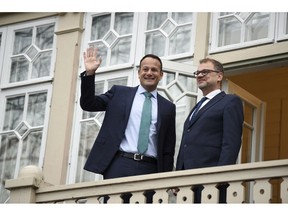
[193,69,220,77]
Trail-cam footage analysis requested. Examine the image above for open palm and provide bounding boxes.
[83,47,102,75]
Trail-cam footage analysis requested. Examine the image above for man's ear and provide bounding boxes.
[217,72,224,81]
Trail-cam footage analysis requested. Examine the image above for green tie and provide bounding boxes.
[137,92,152,154]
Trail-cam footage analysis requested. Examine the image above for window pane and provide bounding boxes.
[91,14,111,41]
[286,13,288,34]
[169,25,192,55]
[178,74,198,92]
[147,12,168,30]
[218,16,241,46]
[245,13,269,41]
[145,32,165,56]
[92,41,108,67]
[76,121,100,182]
[20,131,42,169]
[26,92,47,126]
[111,37,131,65]
[107,77,128,89]
[0,133,19,203]
[115,12,133,35]
[13,28,32,55]
[4,96,25,131]
[241,125,253,163]
[36,24,55,50]
[32,51,52,78]
[95,81,105,95]
[172,12,193,24]
[162,19,175,35]
[243,102,254,125]
[10,56,29,82]
[17,122,29,136]
[220,12,234,16]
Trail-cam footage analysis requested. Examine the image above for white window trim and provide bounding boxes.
[0,17,57,89]
[135,12,196,62]
[0,27,7,75]
[209,12,276,54]
[80,12,137,74]
[0,83,52,177]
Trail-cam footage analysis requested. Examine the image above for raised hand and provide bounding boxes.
[83,46,102,75]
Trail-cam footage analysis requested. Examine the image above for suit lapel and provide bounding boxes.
[123,86,138,126]
[188,91,226,127]
[156,94,164,132]
[184,100,200,127]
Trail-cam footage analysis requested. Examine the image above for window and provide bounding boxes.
[0,18,56,203]
[86,12,135,68]
[210,12,276,53]
[144,12,194,58]
[1,21,55,87]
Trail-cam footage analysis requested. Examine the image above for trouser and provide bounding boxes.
[102,153,158,203]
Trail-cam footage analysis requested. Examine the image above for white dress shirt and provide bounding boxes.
[190,89,222,120]
[119,85,158,158]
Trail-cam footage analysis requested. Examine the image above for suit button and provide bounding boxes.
[187,129,190,132]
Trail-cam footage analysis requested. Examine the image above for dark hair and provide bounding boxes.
[139,54,163,71]
[199,58,224,73]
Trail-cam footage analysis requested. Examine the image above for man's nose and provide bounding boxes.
[146,69,153,74]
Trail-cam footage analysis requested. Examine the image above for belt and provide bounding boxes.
[117,151,157,163]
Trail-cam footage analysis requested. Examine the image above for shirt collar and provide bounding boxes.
[137,85,157,99]
[205,89,221,100]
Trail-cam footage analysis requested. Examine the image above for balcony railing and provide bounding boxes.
[5,159,288,203]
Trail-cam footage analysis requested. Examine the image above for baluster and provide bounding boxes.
[107,194,123,203]
[201,184,218,203]
[152,189,169,204]
[280,177,288,203]
[129,191,146,204]
[253,179,271,203]
[226,181,245,203]
[176,186,194,203]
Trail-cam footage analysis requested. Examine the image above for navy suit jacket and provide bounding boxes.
[176,91,244,170]
[80,74,176,174]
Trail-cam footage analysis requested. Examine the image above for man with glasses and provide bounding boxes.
[175,58,244,203]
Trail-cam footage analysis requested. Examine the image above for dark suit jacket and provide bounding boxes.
[80,73,176,174]
[176,91,244,170]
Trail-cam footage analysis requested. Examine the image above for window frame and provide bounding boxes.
[81,12,138,74]
[0,82,52,168]
[0,17,57,89]
[210,12,276,54]
[135,12,196,62]
[0,17,57,203]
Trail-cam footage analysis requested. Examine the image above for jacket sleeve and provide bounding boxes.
[218,95,244,166]
[162,103,176,172]
[80,72,115,112]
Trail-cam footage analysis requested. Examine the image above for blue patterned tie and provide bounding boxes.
[137,92,152,154]
[189,97,207,123]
